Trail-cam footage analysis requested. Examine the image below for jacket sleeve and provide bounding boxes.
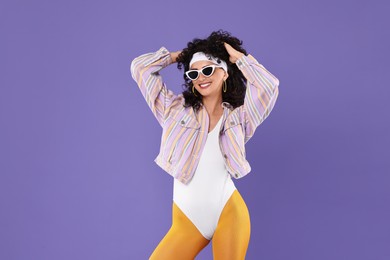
[130,47,178,127]
[235,54,280,143]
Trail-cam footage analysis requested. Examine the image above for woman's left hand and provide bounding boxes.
[224,42,245,64]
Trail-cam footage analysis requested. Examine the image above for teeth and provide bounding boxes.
[200,83,211,88]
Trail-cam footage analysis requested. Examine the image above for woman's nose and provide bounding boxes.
[197,73,207,82]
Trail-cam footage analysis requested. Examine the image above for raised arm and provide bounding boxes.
[130,47,181,127]
[224,43,280,143]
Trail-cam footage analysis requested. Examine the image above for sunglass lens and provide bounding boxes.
[187,71,198,80]
[202,66,214,76]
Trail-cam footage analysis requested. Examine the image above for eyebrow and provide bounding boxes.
[190,64,214,70]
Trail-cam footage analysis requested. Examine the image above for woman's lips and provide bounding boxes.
[199,82,211,88]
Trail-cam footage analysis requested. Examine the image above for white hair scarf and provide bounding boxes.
[189,52,228,72]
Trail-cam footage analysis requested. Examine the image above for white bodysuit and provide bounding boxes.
[173,116,237,240]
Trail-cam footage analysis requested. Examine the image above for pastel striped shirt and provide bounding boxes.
[130,47,279,184]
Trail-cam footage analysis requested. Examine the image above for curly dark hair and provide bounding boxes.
[176,30,248,112]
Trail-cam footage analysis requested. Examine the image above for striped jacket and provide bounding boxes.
[130,47,279,184]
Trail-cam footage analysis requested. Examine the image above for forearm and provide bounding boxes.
[236,54,279,96]
[130,47,173,84]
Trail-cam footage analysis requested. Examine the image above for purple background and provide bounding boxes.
[1,0,389,259]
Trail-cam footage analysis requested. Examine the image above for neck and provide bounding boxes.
[202,95,223,116]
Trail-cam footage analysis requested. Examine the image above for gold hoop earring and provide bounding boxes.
[192,85,197,96]
[223,80,227,93]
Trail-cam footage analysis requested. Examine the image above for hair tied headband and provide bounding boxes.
[189,52,228,72]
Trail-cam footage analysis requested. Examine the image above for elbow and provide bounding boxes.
[273,77,280,89]
[130,58,137,80]
[271,77,280,95]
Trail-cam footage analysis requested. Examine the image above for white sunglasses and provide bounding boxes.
[185,65,222,81]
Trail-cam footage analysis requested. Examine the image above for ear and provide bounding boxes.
[223,72,229,81]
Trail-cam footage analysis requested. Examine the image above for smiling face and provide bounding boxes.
[190,60,228,99]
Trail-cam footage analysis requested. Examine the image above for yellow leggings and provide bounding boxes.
[149,190,251,260]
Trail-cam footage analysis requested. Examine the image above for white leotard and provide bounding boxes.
[173,116,237,240]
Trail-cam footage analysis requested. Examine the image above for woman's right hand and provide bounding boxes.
[170,51,182,63]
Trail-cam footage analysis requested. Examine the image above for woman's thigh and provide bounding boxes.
[149,202,210,260]
[212,189,251,260]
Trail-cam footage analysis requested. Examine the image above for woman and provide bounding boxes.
[131,30,279,259]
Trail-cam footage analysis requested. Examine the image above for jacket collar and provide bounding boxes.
[222,101,234,110]
[198,101,233,110]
